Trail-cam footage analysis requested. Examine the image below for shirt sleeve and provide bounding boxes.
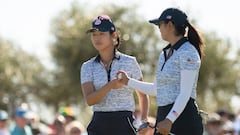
[166,48,200,123]
[130,57,143,80]
[179,49,200,70]
[80,62,93,84]
[128,78,157,96]
[166,70,198,122]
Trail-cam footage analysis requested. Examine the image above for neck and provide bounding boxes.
[99,49,115,64]
[169,35,183,46]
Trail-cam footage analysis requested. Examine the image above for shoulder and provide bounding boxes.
[179,42,197,51]
[118,52,137,62]
[178,42,199,58]
[81,56,97,72]
[177,42,201,69]
[81,56,96,66]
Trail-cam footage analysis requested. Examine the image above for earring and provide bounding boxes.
[113,39,118,45]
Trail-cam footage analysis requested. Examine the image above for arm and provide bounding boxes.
[81,62,123,106]
[166,70,198,122]
[156,70,198,134]
[81,79,122,106]
[135,78,149,121]
[128,78,157,96]
[117,70,157,96]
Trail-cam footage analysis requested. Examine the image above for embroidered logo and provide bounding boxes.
[172,110,179,117]
[166,15,172,19]
[187,58,195,64]
[94,19,101,25]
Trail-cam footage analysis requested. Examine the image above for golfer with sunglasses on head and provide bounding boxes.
[81,14,149,135]
[117,7,205,135]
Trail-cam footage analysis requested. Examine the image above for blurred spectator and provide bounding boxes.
[49,114,65,135]
[49,106,77,135]
[9,108,33,135]
[203,113,224,135]
[222,120,234,135]
[65,120,86,135]
[59,107,75,125]
[27,112,52,135]
[0,110,10,135]
[29,112,41,135]
[233,111,240,134]
[217,109,233,122]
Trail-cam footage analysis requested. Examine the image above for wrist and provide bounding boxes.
[141,118,148,123]
[165,118,173,124]
[127,78,134,86]
[125,77,130,85]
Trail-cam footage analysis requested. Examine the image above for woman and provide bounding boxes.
[80,14,149,135]
[117,8,205,135]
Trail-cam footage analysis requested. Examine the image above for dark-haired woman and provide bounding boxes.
[117,8,205,135]
[80,14,148,135]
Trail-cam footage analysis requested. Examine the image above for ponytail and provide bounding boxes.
[186,22,204,59]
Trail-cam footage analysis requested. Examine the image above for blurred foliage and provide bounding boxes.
[197,32,240,112]
[0,2,240,122]
[0,38,49,115]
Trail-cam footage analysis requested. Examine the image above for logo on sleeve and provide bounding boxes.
[172,110,179,117]
[187,58,195,64]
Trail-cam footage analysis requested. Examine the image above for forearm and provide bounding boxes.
[128,78,157,96]
[85,82,113,106]
[166,70,197,123]
[137,92,149,120]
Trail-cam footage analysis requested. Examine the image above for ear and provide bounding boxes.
[111,32,118,38]
[167,21,176,32]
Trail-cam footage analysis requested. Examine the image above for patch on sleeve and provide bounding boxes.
[172,110,179,117]
[187,58,196,64]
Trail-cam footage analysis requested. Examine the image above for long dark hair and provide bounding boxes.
[174,21,204,59]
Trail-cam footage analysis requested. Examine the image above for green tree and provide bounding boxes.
[0,38,49,115]
[197,32,240,112]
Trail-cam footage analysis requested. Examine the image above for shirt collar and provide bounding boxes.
[163,37,188,51]
[94,50,121,62]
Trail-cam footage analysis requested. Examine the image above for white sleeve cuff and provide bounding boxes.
[166,111,178,123]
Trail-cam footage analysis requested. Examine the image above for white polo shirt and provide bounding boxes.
[81,51,143,112]
[156,38,201,106]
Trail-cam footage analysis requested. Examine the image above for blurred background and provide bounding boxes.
[0,0,240,134]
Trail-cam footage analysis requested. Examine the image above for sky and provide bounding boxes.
[0,0,240,69]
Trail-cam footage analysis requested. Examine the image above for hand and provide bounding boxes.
[137,121,152,135]
[156,118,172,135]
[110,78,124,89]
[137,127,149,135]
[116,70,129,85]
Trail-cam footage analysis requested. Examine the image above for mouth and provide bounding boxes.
[94,42,102,45]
